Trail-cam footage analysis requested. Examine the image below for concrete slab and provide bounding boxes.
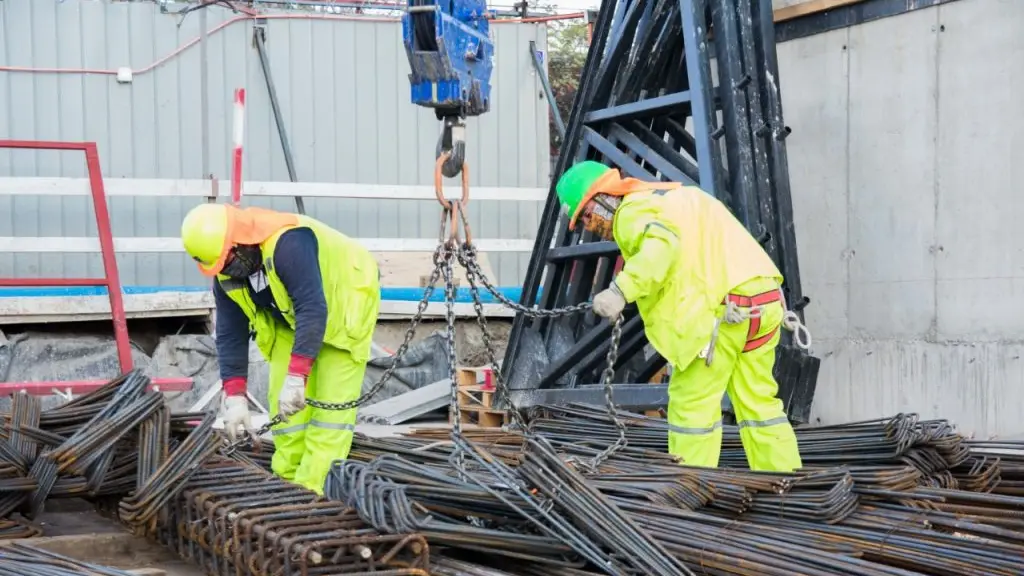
[779,0,1024,436]
[934,0,1024,340]
[846,8,939,339]
[809,338,1024,437]
[777,27,851,341]
[0,291,214,325]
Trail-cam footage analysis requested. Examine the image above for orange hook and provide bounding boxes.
[434,153,470,209]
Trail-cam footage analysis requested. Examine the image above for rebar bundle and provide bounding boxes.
[22,371,164,518]
[160,457,431,576]
[4,369,1024,576]
[0,370,433,576]
[328,454,581,568]
[118,412,221,532]
[961,440,1024,496]
[322,404,1024,576]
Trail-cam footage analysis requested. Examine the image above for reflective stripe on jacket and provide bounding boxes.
[217,213,380,363]
[612,186,782,367]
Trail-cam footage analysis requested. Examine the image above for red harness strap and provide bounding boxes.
[724,289,782,353]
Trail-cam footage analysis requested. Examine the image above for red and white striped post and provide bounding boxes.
[231,88,246,206]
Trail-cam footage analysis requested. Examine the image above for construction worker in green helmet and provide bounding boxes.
[179,203,380,494]
[555,160,807,472]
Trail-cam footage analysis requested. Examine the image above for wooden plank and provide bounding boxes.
[0,291,214,325]
[377,251,498,288]
[774,0,865,22]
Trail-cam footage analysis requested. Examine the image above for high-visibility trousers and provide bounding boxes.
[267,329,364,495]
[667,276,803,472]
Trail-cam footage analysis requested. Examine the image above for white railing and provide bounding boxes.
[0,177,549,319]
[0,177,546,254]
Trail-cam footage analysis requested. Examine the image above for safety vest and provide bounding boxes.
[613,186,782,366]
[216,215,380,363]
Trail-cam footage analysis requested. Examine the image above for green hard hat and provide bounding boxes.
[556,160,611,221]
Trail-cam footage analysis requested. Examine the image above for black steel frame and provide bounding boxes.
[504,0,820,424]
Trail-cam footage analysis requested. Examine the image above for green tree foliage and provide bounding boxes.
[545,19,590,154]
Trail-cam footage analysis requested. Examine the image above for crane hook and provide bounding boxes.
[436,116,467,179]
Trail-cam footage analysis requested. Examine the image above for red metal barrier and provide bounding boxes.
[0,139,193,396]
[231,88,245,206]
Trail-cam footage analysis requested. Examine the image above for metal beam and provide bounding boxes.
[253,23,306,215]
[530,40,565,139]
[504,0,820,425]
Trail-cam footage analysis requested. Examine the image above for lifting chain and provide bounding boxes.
[588,314,627,469]
[460,243,595,319]
[226,155,626,462]
[455,205,526,431]
[224,244,448,455]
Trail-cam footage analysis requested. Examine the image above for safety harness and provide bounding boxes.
[703,287,812,366]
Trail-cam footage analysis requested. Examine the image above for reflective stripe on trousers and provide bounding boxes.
[267,329,366,495]
[667,420,723,436]
[736,416,789,430]
[272,420,356,436]
[666,417,790,438]
[667,276,803,472]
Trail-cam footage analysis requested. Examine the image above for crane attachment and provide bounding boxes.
[402,0,494,178]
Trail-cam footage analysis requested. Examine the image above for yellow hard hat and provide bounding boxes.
[181,203,231,276]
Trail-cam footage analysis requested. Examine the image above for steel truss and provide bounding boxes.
[504,0,820,424]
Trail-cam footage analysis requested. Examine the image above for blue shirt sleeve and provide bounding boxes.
[274,227,327,360]
[213,279,251,381]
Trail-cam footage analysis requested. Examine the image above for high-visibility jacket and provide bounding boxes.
[612,186,782,367]
[217,214,379,363]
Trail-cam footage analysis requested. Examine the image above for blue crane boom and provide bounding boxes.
[401,0,495,178]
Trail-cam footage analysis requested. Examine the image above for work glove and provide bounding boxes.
[221,395,254,443]
[278,374,308,420]
[593,283,626,319]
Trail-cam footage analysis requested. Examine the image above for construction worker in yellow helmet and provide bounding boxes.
[180,203,380,494]
[555,160,807,472]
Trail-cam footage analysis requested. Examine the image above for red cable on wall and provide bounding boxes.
[0,12,584,77]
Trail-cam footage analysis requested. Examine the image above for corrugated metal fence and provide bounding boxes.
[0,1,551,288]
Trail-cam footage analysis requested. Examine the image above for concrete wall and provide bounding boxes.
[0,1,550,287]
[778,0,1024,436]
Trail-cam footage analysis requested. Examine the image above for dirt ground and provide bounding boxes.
[4,500,202,576]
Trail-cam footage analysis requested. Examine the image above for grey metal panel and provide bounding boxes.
[0,1,549,288]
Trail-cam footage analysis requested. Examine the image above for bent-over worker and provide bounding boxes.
[555,160,804,472]
[180,203,380,494]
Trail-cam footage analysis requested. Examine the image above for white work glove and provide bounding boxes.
[221,395,254,443]
[593,283,627,319]
[277,374,308,420]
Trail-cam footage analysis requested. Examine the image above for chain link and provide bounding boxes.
[460,243,593,319]
[457,244,527,431]
[223,243,448,455]
[307,244,446,413]
[586,314,627,470]
[439,241,468,474]
[223,186,626,469]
